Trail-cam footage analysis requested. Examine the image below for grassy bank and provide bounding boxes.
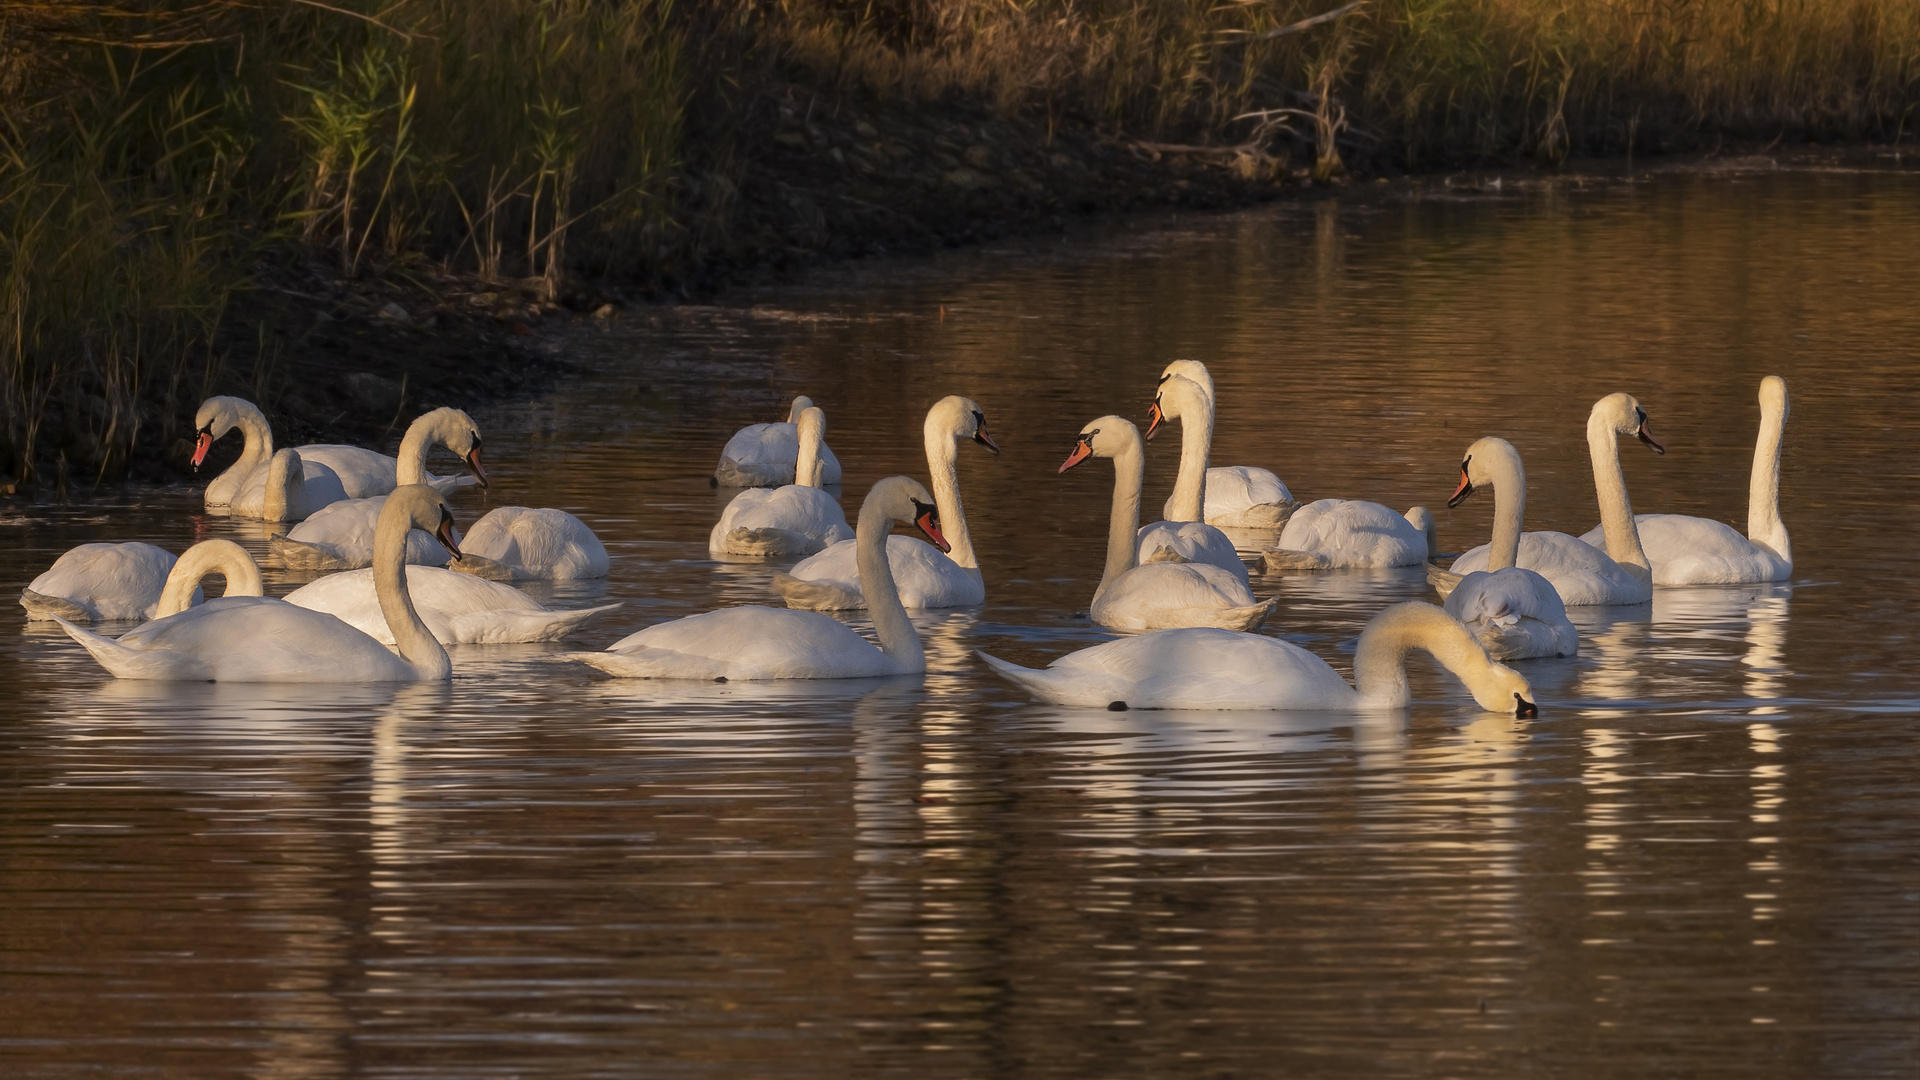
[3,0,1917,487]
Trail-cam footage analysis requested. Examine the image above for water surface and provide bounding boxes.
[3,165,1918,1078]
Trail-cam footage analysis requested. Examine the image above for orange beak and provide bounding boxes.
[1145,401,1165,440]
[1637,419,1666,455]
[436,510,464,560]
[912,499,951,553]
[466,446,490,488]
[1059,438,1094,474]
[190,430,214,469]
[973,423,1001,455]
[1448,464,1475,508]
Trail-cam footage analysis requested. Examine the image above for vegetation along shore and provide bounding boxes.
[3,0,1916,491]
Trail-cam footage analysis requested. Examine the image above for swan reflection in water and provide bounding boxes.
[1571,582,1791,709]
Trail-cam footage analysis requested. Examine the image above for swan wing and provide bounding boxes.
[1135,521,1251,586]
[779,536,982,609]
[1203,466,1296,528]
[716,423,842,487]
[278,496,455,570]
[588,606,897,679]
[1584,514,1790,585]
[1093,562,1272,631]
[1444,567,1578,659]
[61,597,412,681]
[24,542,179,621]
[981,628,1353,710]
[297,444,399,499]
[1460,532,1649,606]
[1274,499,1427,568]
[464,507,609,579]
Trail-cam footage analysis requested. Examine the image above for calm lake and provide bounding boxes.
[3,161,1917,1077]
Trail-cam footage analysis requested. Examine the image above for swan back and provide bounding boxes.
[22,542,180,622]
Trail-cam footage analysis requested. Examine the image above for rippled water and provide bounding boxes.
[4,165,1918,1077]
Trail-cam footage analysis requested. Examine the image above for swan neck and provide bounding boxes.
[1165,397,1212,523]
[855,496,924,672]
[1588,411,1650,578]
[263,450,300,523]
[1747,386,1790,563]
[396,416,438,486]
[154,540,263,618]
[795,412,824,489]
[1352,604,1501,708]
[206,401,273,505]
[924,419,976,570]
[374,498,450,680]
[1100,440,1144,598]
[1486,444,1526,571]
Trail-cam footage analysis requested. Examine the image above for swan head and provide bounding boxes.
[1473,662,1539,718]
[865,476,950,552]
[927,395,1000,455]
[1593,393,1665,455]
[787,395,815,424]
[190,396,254,469]
[1058,416,1139,473]
[1145,374,1207,440]
[1759,374,1788,418]
[385,484,464,560]
[1449,436,1523,508]
[1157,359,1214,401]
[419,407,488,488]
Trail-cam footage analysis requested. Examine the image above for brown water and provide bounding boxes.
[4,165,1919,1078]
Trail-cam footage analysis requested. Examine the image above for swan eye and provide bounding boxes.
[470,431,482,447]
[1634,407,1647,425]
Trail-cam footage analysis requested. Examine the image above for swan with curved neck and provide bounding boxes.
[775,396,1000,610]
[272,408,487,570]
[151,540,264,618]
[714,394,846,488]
[1578,376,1791,584]
[1429,437,1578,659]
[54,486,460,681]
[980,601,1538,714]
[192,396,465,512]
[1061,416,1273,631]
[710,407,853,558]
[1149,365,1297,528]
[1449,393,1660,605]
[566,476,947,679]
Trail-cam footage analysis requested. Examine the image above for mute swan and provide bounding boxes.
[980,601,1537,714]
[1130,374,1253,584]
[1061,417,1274,631]
[710,406,851,558]
[1152,361,1297,528]
[563,476,946,679]
[235,448,353,523]
[1576,376,1792,585]
[285,567,619,645]
[54,486,459,681]
[1428,437,1578,659]
[271,407,488,570]
[1449,393,1662,606]
[1262,500,1434,570]
[21,543,188,623]
[455,507,609,581]
[774,395,999,609]
[714,394,845,488]
[192,396,467,509]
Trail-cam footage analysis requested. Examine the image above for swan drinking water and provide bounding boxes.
[709,406,853,558]
[1151,360,1297,528]
[54,486,462,682]
[1061,417,1274,631]
[1577,376,1791,585]
[1430,437,1579,660]
[272,407,488,570]
[774,395,999,609]
[714,394,845,488]
[1448,393,1662,605]
[564,476,947,680]
[980,601,1537,714]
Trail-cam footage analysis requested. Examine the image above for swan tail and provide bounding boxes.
[269,534,363,571]
[977,651,1064,702]
[1234,500,1298,529]
[771,571,865,611]
[448,602,622,644]
[449,553,521,582]
[723,527,823,558]
[1219,597,1278,632]
[1262,548,1332,572]
[1473,618,1579,662]
[53,617,194,679]
[1426,563,1464,600]
[1142,544,1192,565]
[20,589,94,623]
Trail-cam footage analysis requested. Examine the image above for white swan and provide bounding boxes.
[237,448,354,522]
[20,542,187,623]
[1060,417,1274,631]
[1430,437,1578,659]
[980,601,1537,714]
[1153,361,1297,528]
[192,396,467,510]
[713,394,845,488]
[455,506,609,581]
[774,395,999,609]
[1130,374,1254,584]
[54,487,458,681]
[1450,393,1662,605]
[564,476,947,679]
[271,407,488,569]
[709,406,853,558]
[1576,376,1792,585]
[285,567,619,645]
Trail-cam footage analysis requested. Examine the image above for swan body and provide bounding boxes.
[1576,377,1792,585]
[54,491,457,681]
[566,476,948,679]
[20,543,187,622]
[273,408,488,570]
[285,566,619,644]
[711,406,852,558]
[1430,438,1578,659]
[980,601,1537,714]
[1268,499,1432,569]
[230,449,352,522]
[776,396,998,609]
[1155,361,1297,528]
[192,396,466,511]
[714,395,845,488]
[1451,393,1663,605]
[457,508,609,581]
[1060,416,1273,632]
